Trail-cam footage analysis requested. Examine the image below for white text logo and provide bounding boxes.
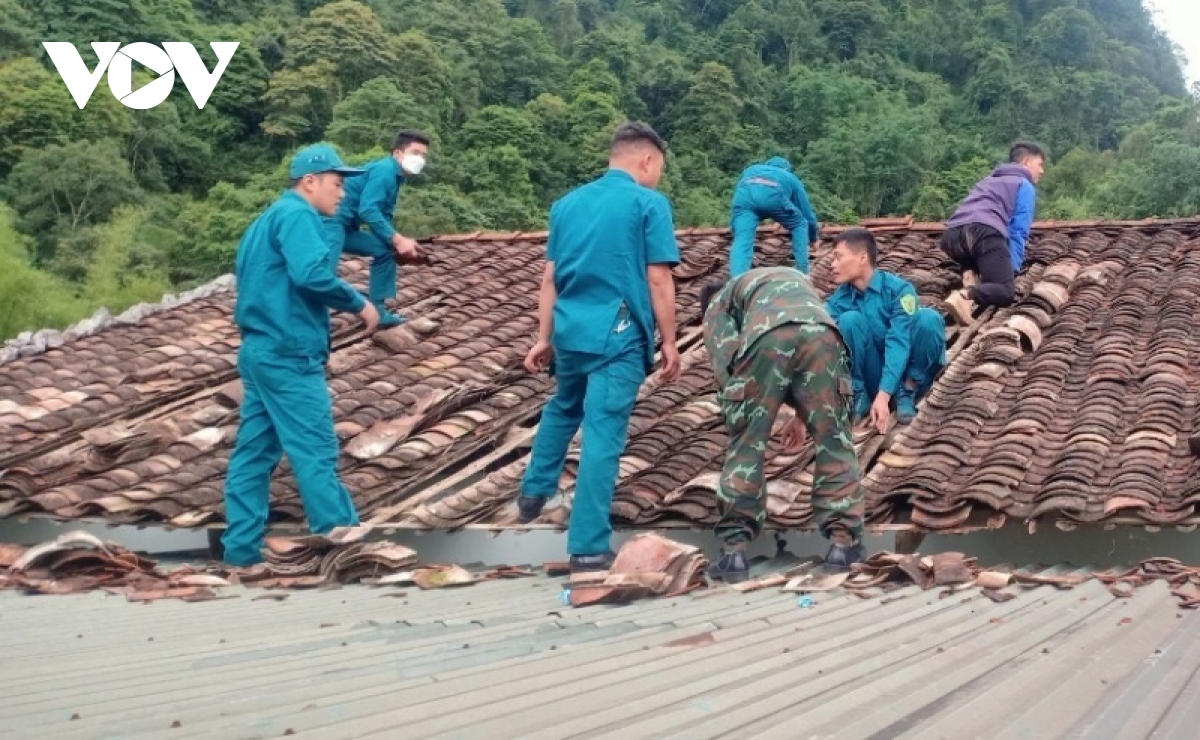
[42,42,239,110]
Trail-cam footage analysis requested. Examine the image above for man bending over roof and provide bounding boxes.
[323,129,430,328]
[222,144,378,567]
[729,157,820,276]
[517,121,682,573]
[700,267,866,583]
[940,141,1045,325]
[826,228,947,431]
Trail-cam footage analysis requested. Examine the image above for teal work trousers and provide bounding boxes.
[836,307,947,400]
[221,343,360,566]
[730,187,808,276]
[324,220,398,304]
[521,313,646,556]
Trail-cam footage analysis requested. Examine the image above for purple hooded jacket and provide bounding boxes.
[946,163,1037,271]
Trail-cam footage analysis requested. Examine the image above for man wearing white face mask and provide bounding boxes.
[324,129,431,328]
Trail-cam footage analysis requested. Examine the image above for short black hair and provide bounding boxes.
[833,227,878,266]
[1009,140,1046,163]
[394,129,431,151]
[610,121,667,155]
[699,280,726,316]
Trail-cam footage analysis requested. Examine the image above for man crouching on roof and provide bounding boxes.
[700,267,866,583]
[516,121,682,574]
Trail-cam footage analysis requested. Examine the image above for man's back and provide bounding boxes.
[549,168,678,366]
[737,158,800,198]
[704,267,836,384]
[946,163,1034,239]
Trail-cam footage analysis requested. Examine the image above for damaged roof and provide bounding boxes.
[2,217,1200,533]
[1,565,1198,739]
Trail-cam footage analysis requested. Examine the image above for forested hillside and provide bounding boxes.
[1,0,1197,340]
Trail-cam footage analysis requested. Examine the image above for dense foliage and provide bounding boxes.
[2,0,1198,340]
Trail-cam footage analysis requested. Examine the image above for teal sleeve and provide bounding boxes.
[357,167,398,242]
[644,195,681,266]
[792,178,820,244]
[546,200,562,262]
[279,211,366,314]
[825,288,847,321]
[880,285,916,396]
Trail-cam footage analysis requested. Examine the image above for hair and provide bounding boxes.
[610,121,667,156]
[699,280,726,316]
[1009,140,1046,164]
[393,129,431,151]
[833,227,879,267]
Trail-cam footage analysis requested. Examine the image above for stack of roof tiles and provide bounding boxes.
[2,216,1200,533]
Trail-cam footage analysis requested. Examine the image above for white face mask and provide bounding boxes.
[400,153,426,175]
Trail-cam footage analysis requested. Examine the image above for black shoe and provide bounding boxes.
[706,549,750,583]
[569,551,616,573]
[516,495,545,524]
[823,541,866,573]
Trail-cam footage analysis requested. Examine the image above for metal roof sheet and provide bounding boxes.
[1,565,1196,739]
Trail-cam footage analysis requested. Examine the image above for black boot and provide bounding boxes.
[569,551,616,573]
[823,540,866,573]
[516,495,545,523]
[707,549,750,583]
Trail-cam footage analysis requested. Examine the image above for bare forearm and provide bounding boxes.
[537,265,556,342]
[649,276,677,347]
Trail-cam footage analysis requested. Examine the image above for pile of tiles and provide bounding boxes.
[256,526,419,588]
[0,528,422,599]
[567,532,709,607]
[0,531,230,602]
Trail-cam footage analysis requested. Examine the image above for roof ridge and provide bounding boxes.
[0,274,236,366]
[419,215,1200,244]
[5,214,1199,366]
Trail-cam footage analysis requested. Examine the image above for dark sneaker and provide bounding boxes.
[516,495,545,524]
[569,551,615,573]
[823,541,866,573]
[706,549,750,583]
[896,388,918,423]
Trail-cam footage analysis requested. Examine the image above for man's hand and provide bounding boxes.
[660,342,681,383]
[392,234,419,260]
[524,339,553,374]
[358,301,380,333]
[780,416,807,454]
[870,392,891,434]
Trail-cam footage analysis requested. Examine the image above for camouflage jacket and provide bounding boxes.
[702,266,837,389]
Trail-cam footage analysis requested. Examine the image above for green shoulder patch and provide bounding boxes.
[900,294,917,315]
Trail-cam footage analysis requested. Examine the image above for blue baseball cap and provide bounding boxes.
[289,143,365,179]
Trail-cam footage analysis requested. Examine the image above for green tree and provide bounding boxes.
[391,31,455,131]
[5,139,141,266]
[0,203,82,339]
[287,1,397,91]
[328,78,436,154]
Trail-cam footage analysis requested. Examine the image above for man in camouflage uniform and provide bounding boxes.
[700,266,867,582]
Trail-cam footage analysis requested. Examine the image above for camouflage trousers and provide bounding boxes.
[714,323,865,545]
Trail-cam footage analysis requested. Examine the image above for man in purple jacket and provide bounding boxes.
[940,141,1045,324]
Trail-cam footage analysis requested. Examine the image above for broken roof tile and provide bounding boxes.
[4,219,1200,532]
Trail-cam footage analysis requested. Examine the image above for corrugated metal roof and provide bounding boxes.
[0,566,1194,739]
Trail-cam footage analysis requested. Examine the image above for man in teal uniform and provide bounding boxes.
[221,143,380,567]
[826,227,947,432]
[729,156,820,276]
[324,129,430,328]
[518,121,682,572]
